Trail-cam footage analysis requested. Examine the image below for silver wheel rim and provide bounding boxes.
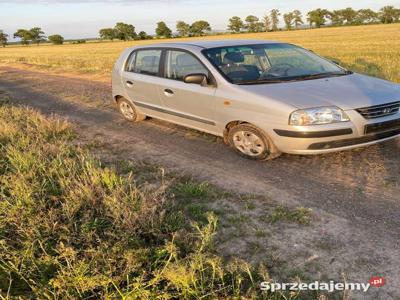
[232,130,266,157]
[120,101,135,120]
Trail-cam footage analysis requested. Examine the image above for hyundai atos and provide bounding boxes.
[112,40,400,160]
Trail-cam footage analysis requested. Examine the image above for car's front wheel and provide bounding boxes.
[228,124,281,160]
[117,97,146,122]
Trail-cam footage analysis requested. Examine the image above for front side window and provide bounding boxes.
[132,49,162,76]
[204,43,349,84]
[165,50,208,81]
[125,51,136,72]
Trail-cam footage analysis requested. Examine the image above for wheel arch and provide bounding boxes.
[223,120,280,155]
[223,120,251,144]
[114,95,123,103]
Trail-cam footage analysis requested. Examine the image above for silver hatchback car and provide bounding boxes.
[112,40,400,160]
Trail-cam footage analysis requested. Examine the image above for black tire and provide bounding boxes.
[227,124,281,160]
[117,97,146,122]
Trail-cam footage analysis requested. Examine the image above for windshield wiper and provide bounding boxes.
[236,71,353,85]
[237,79,287,85]
[297,71,351,80]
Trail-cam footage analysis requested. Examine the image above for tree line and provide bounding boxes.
[97,5,400,41]
[228,5,400,33]
[0,27,64,47]
[98,20,211,41]
[1,5,399,47]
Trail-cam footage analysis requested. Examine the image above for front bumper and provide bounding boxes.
[270,111,400,155]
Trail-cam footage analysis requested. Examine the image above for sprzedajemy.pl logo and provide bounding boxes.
[260,277,385,293]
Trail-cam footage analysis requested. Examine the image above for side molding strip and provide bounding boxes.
[133,101,216,126]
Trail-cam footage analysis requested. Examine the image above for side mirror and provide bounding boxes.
[183,73,208,86]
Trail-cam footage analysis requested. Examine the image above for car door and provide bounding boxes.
[122,49,163,108]
[157,49,217,131]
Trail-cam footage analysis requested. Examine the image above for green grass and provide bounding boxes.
[266,207,313,225]
[0,93,305,299]
[174,181,214,199]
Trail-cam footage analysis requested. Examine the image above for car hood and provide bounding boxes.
[240,73,400,110]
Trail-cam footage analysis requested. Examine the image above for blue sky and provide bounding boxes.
[1,0,399,40]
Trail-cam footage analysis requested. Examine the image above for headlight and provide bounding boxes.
[289,106,350,126]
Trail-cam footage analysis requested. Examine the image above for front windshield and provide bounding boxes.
[203,43,349,84]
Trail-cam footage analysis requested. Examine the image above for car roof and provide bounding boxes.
[136,39,281,49]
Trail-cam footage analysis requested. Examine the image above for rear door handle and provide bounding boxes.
[164,88,174,96]
[126,81,134,87]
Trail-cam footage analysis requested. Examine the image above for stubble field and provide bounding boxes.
[0,23,399,82]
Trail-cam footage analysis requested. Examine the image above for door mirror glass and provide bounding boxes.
[183,73,208,86]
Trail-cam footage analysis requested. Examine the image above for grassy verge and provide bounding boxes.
[0,92,307,299]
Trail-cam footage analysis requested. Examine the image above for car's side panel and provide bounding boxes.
[121,72,163,108]
[212,84,296,134]
[154,48,218,132]
[156,78,217,133]
[130,103,223,137]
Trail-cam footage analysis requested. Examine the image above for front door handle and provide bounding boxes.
[126,81,134,87]
[164,88,174,96]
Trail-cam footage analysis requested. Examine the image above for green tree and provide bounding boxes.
[29,27,46,45]
[138,31,152,40]
[190,20,211,36]
[356,9,379,24]
[13,29,32,45]
[340,7,358,24]
[227,16,244,33]
[156,21,172,38]
[114,22,136,41]
[262,14,272,31]
[307,9,330,27]
[293,10,304,29]
[283,12,295,30]
[328,10,344,26]
[176,21,191,37]
[0,30,8,47]
[48,34,64,45]
[270,9,281,31]
[99,28,116,40]
[244,15,263,33]
[379,6,400,24]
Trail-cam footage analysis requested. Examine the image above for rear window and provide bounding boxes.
[127,49,162,76]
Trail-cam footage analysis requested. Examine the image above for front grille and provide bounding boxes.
[365,118,400,134]
[308,128,400,150]
[356,101,400,119]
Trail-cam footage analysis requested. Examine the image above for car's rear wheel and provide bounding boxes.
[228,124,281,160]
[117,97,146,122]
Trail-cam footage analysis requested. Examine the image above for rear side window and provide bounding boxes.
[165,50,208,81]
[128,49,162,76]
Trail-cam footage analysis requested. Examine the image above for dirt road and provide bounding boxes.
[1,65,399,299]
